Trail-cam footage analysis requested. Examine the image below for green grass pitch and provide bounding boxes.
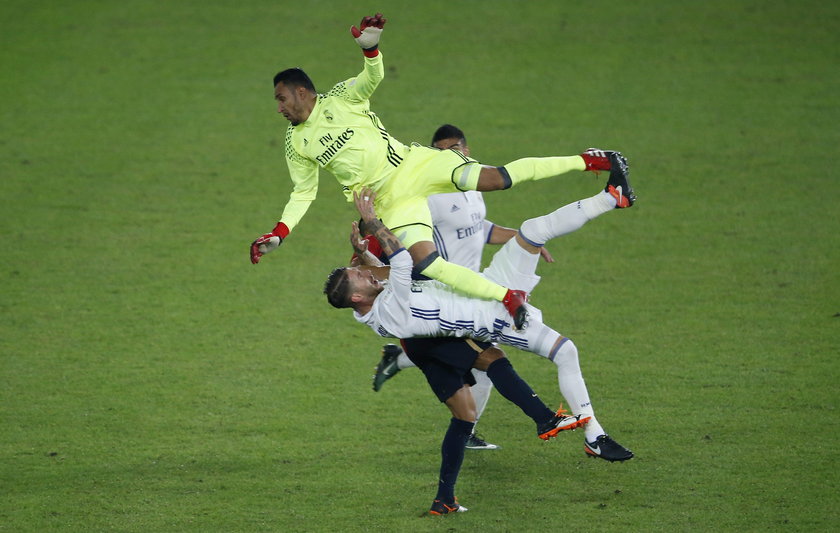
[1,0,838,531]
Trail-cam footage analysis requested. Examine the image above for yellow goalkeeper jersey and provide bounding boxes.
[279,53,409,231]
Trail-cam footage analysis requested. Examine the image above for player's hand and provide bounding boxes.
[353,188,377,222]
[351,13,386,51]
[539,247,555,263]
[350,221,369,256]
[249,222,289,264]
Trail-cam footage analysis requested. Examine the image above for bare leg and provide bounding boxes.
[444,385,477,422]
[476,166,507,191]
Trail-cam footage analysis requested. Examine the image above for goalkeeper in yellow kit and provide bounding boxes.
[249,13,634,329]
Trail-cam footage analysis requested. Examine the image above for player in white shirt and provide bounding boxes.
[325,153,635,463]
[340,194,599,517]
[330,156,636,513]
[368,125,554,451]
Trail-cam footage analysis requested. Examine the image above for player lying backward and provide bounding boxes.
[340,180,634,517]
[360,124,556,451]
[325,155,636,462]
[251,12,630,330]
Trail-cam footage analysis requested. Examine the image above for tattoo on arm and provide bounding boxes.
[367,219,402,256]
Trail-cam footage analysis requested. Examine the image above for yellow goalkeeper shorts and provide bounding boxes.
[375,144,482,247]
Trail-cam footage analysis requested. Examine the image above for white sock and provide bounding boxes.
[396,351,415,370]
[470,370,493,425]
[550,338,605,441]
[518,191,615,246]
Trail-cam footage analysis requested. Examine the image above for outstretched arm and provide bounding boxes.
[340,14,387,102]
[249,146,319,264]
[350,221,386,267]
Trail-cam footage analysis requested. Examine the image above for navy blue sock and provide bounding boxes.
[436,417,474,504]
[486,358,555,424]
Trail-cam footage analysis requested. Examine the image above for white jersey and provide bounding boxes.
[353,250,532,350]
[427,191,494,272]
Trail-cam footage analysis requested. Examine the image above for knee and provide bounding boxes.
[446,385,477,422]
[408,241,439,268]
[484,346,506,361]
[475,166,507,191]
[518,218,542,246]
[473,346,505,371]
[455,409,477,423]
[449,403,477,423]
[551,338,579,365]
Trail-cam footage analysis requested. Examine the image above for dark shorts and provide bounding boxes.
[402,337,492,403]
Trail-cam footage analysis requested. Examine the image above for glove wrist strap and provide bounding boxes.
[273,222,290,239]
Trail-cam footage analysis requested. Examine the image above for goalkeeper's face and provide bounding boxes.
[433,137,470,157]
[274,82,311,126]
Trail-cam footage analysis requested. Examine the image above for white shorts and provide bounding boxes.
[482,239,541,293]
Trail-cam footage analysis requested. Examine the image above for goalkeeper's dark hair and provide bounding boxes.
[324,267,352,309]
[431,124,466,146]
[273,68,316,92]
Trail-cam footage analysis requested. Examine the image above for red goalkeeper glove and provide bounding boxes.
[250,222,289,264]
[351,13,386,57]
[502,289,529,331]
